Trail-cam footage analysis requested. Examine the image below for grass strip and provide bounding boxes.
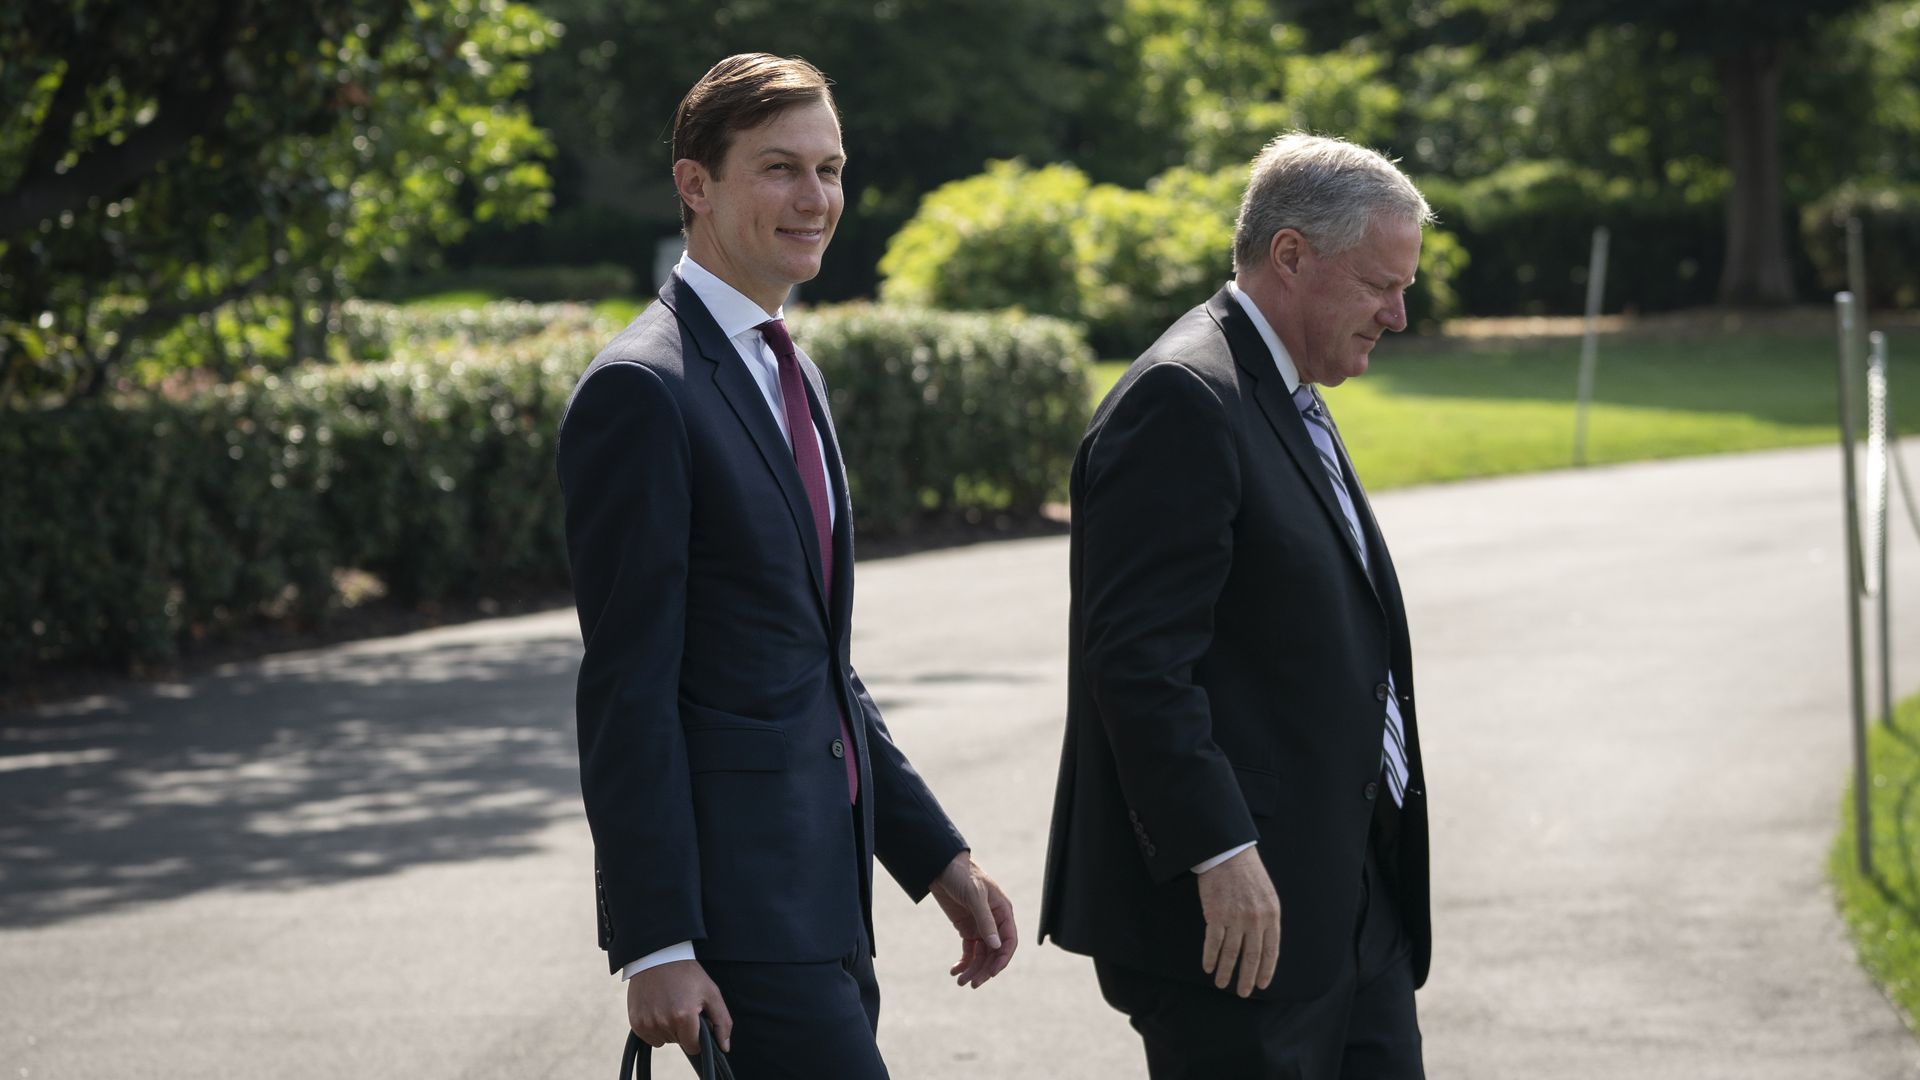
[1093,327,1920,491]
[1830,695,1920,1034]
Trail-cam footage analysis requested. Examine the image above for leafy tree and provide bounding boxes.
[1071,0,1405,184]
[1371,0,1880,305]
[520,0,1104,300]
[0,0,557,405]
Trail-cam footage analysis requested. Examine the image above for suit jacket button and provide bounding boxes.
[1144,843,1157,857]
[1375,683,1390,702]
[1364,780,1379,801]
[831,738,845,758]
[1128,809,1140,823]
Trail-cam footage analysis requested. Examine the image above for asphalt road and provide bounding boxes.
[4,444,1919,1078]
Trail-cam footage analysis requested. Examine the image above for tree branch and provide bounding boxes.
[18,11,119,183]
[0,75,237,240]
[0,1,243,241]
[76,266,275,399]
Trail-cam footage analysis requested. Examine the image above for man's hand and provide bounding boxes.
[1196,846,1280,998]
[627,959,733,1057]
[928,851,1019,988]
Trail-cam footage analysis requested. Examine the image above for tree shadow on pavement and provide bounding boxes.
[0,620,585,930]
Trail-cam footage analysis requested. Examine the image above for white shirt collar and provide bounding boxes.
[677,252,784,340]
[1226,279,1302,395]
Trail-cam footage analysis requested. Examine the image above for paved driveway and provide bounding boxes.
[3,445,1917,1078]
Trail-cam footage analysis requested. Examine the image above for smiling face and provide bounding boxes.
[1269,215,1422,387]
[675,95,845,313]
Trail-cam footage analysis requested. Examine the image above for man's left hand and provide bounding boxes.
[928,851,1018,988]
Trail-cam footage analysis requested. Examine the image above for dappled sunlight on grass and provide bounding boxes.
[1831,699,1920,1034]
[1094,324,1920,491]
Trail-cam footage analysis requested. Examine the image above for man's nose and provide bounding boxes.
[1380,290,1409,334]
[794,172,827,213]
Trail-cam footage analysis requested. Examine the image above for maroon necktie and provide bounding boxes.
[758,318,858,803]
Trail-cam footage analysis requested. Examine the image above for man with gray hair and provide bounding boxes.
[1039,132,1434,1077]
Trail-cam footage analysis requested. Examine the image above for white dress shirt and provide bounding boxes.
[676,253,836,528]
[619,254,839,981]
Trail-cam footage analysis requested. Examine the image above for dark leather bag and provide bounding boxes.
[620,1016,735,1080]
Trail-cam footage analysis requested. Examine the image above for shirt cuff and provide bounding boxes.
[619,941,696,981]
[1192,841,1257,875]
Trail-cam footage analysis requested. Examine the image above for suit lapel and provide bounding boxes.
[658,272,831,621]
[798,350,871,786]
[1208,289,1376,593]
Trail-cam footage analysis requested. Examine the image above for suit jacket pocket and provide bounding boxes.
[1234,765,1280,818]
[685,725,788,772]
[681,702,787,773]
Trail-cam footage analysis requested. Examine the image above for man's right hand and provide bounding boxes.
[1196,846,1280,998]
[627,959,733,1057]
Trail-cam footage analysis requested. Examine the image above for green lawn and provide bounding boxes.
[1092,326,1920,490]
[391,289,502,310]
[1830,696,1920,1033]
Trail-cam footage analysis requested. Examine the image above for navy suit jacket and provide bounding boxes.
[557,271,966,973]
[1038,287,1430,1001]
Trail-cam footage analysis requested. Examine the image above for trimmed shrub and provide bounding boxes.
[793,304,1094,530]
[878,161,1090,322]
[1802,182,1920,310]
[0,326,594,677]
[1075,169,1239,356]
[3,302,1091,678]
[881,159,1467,357]
[337,299,610,359]
[1422,161,1726,316]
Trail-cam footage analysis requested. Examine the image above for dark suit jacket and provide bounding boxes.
[1038,286,1430,1002]
[556,271,966,974]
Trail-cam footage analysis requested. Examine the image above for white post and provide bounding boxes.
[1572,226,1611,467]
[1870,331,1893,731]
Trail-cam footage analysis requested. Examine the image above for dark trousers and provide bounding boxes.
[1096,793,1424,1079]
[697,928,887,1080]
[639,808,888,1080]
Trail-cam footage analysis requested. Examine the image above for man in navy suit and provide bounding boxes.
[556,54,1016,1077]
[1040,133,1434,1078]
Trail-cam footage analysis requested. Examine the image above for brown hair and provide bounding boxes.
[672,53,839,232]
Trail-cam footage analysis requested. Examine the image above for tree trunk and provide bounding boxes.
[1716,45,1795,306]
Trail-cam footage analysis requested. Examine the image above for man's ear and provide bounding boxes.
[1268,229,1306,278]
[673,159,710,218]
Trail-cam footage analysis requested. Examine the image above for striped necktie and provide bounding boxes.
[1293,384,1409,807]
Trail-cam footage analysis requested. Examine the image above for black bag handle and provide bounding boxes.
[620,1016,734,1080]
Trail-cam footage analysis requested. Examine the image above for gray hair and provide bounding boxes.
[1232,132,1434,273]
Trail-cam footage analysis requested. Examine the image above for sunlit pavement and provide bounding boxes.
[4,444,1919,1078]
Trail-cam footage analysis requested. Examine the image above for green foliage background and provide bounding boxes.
[1,0,558,403]
[879,159,1464,357]
[0,304,1090,677]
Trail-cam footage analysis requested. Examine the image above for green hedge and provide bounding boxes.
[1802,182,1920,311]
[371,261,639,304]
[2,303,1091,678]
[880,159,1466,358]
[337,299,610,359]
[0,327,592,677]
[1421,161,1726,316]
[795,303,1093,528]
